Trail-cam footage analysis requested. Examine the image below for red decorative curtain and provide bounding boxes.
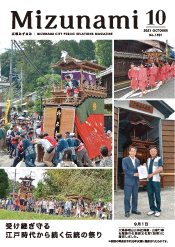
[75,113,111,159]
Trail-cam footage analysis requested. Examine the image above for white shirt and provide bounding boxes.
[49,201,54,210]
[37,139,53,152]
[129,156,136,168]
[42,201,47,209]
[36,128,41,135]
[65,201,71,209]
[34,123,38,130]
[17,127,23,133]
[7,129,12,135]
[2,200,5,205]
[68,81,73,89]
[108,202,112,212]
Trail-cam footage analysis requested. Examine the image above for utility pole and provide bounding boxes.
[0,60,1,81]
[0,60,2,100]
[13,169,16,200]
[52,69,54,86]
[166,40,168,63]
[21,67,23,105]
[30,171,33,178]
[9,40,13,100]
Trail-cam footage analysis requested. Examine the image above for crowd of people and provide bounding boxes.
[0,197,112,219]
[0,112,112,167]
[128,60,175,98]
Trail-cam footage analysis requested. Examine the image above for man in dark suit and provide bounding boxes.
[122,146,141,217]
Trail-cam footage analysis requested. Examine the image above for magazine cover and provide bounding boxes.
[0,0,174,246]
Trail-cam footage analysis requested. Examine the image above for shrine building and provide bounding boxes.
[114,100,175,190]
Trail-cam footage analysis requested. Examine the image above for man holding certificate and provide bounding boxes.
[143,147,163,217]
[122,146,141,217]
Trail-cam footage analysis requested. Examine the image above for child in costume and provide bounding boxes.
[149,62,157,91]
[128,63,139,93]
[138,62,148,98]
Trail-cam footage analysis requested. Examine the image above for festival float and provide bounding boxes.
[143,46,166,66]
[19,176,35,200]
[38,54,112,164]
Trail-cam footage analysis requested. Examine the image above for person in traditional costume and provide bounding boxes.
[128,63,138,93]
[64,75,79,102]
[64,131,76,162]
[145,65,150,88]
[32,134,55,167]
[136,65,141,90]
[11,140,23,167]
[160,62,166,85]
[70,133,95,167]
[165,61,171,83]
[158,65,162,83]
[154,62,159,83]
[170,61,175,79]
[138,62,148,98]
[148,62,157,91]
[20,134,36,167]
[54,133,69,164]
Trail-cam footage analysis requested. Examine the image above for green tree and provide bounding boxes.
[33,73,62,116]
[15,40,54,92]
[52,40,79,63]
[37,40,53,63]
[36,74,61,88]
[0,48,17,78]
[42,170,112,203]
[0,50,11,78]
[2,86,16,102]
[95,40,112,67]
[26,99,35,111]
[4,123,11,132]
[0,170,9,198]
[17,104,22,112]
[78,40,95,61]
[34,181,45,199]
[33,87,45,116]
[6,179,21,196]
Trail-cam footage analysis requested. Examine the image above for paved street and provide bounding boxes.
[0,152,46,167]
[114,187,175,220]
[114,78,175,99]
[0,152,101,167]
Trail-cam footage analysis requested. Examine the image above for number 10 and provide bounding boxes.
[146,10,166,25]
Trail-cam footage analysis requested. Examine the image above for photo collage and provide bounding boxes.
[0,39,174,222]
